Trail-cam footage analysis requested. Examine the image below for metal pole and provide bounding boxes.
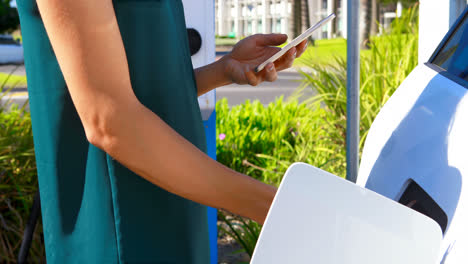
[346,0,360,183]
[18,191,41,263]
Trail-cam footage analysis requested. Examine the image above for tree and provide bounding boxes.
[380,0,418,7]
[362,0,378,48]
[291,0,303,38]
[361,0,417,48]
[334,0,340,36]
[0,0,19,33]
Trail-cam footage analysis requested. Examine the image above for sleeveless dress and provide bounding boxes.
[16,0,210,263]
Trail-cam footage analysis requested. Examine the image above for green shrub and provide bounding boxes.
[217,97,346,187]
[299,5,418,156]
[0,96,43,262]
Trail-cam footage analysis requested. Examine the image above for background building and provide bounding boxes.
[216,0,422,42]
[215,0,348,40]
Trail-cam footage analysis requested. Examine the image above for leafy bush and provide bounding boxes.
[217,97,346,186]
[0,94,43,263]
[299,5,418,157]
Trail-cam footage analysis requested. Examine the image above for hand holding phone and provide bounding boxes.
[254,13,336,73]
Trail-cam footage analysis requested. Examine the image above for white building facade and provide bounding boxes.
[215,0,348,40]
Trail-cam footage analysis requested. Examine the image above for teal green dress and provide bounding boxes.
[17,0,210,263]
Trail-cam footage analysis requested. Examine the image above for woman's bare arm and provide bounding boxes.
[36,0,275,224]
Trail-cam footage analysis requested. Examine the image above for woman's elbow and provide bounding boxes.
[83,111,121,153]
[78,96,141,154]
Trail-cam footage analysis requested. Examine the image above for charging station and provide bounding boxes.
[181,1,218,263]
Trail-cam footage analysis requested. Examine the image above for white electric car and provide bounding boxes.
[251,7,468,264]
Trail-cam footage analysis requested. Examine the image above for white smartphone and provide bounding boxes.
[254,13,336,73]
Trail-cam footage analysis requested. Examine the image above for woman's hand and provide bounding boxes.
[222,34,308,86]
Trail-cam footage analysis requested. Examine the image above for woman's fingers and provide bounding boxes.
[245,62,276,87]
[275,47,296,71]
[245,68,261,86]
[296,39,308,58]
[271,40,308,72]
[255,33,288,47]
[263,62,278,82]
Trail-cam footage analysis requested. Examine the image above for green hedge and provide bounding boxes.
[0,101,43,263]
[217,97,346,186]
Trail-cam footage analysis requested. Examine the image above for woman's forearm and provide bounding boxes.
[195,57,232,96]
[99,100,276,224]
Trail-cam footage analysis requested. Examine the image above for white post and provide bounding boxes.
[396,1,402,18]
[263,0,271,33]
[327,0,334,38]
[342,0,348,38]
[252,2,258,34]
[317,0,324,39]
[308,0,321,39]
[218,0,226,36]
[419,0,467,64]
[270,0,275,33]
[242,2,249,36]
[234,0,241,39]
[281,0,289,36]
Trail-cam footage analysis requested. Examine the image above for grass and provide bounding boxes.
[215,37,238,46]
[0,73,27,88]
[296,38,347,65]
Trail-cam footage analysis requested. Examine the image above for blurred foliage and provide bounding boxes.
[0,0,20,33]
[217,97,346,186]
[0,90,43,263]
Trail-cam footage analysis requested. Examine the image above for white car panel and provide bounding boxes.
[358,64,468,263]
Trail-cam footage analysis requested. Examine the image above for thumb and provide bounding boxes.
[255,33,288,47]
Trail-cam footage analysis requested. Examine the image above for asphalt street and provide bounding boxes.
[216,68,316,106]
[0,64,26,77]
[1,62,316,107]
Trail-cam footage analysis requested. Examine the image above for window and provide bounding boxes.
[231,21,235,34]
[276,19,282,33]
[322,31,328,39]
[432,11,468,82]
[270,18,275,33]
[322,0,328,10]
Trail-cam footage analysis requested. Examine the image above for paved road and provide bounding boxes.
[216,68,316,106]
[0,64,26,76]
[0,63,316,107]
